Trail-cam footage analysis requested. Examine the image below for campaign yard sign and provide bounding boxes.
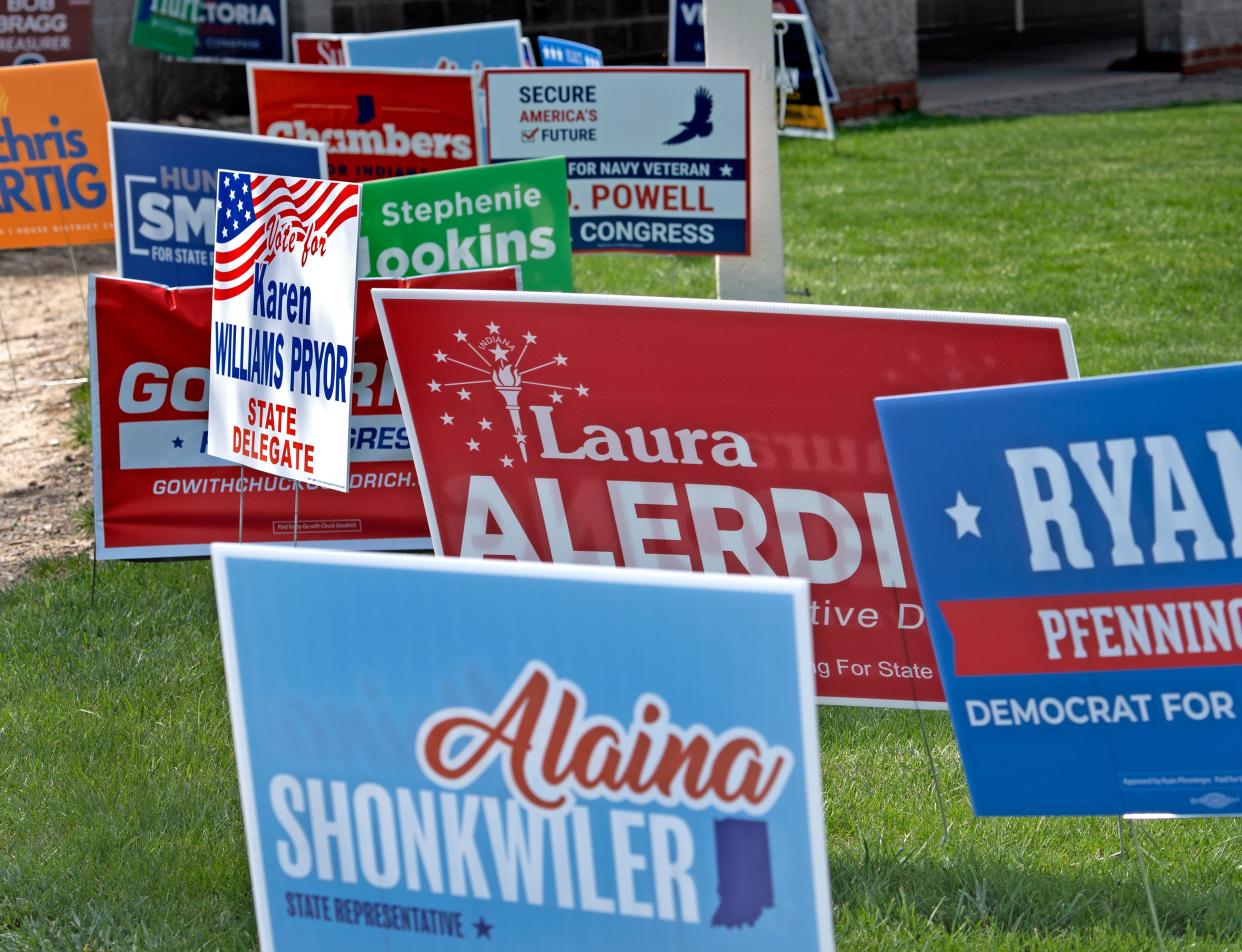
[291,32,348,64]
[110,124,326,286]
[88,270,516,559]
[878,364,1242,816]
[485,69,749,255]
[358,158,573,292]
[0,59,112,248]
[248,64,481,183]
[671,0,837,95]
[342,20,523,70]
[536,36,603,68]
[774,14,835,139]
[667,0,703,65]
[0,0,92,66]
[192,0,286,62]
[211,544,834,951]
[207,170,360,492]
[372,290,1077,708]
[131,0,199,57]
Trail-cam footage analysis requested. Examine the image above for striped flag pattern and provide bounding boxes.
[212,171,360,301]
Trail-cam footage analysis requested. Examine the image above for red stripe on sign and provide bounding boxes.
[942,583,1242,677]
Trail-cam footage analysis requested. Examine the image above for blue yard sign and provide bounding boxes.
[877,363,1242,817]
[109,123,325,286]
[193,0,287,62]
[536,35,603,68]
[667,0,704,65]
[343,21,523,70]
[211,545,834,950]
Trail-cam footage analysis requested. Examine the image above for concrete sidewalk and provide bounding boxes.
[918,37,1242,118]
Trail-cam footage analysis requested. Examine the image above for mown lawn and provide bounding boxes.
[3,102,1242,950]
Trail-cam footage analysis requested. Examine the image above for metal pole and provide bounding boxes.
[1128,820,1168,952]
[237,466,246,543]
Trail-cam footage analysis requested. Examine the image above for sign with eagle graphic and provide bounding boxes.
[483,68,749,255]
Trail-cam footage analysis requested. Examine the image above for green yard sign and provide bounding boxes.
[359,157,574,292]
[130,0,200,58]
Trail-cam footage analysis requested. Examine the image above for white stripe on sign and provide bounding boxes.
[119,421,215,470]
[118,415,413,469]
[349,414,414,463]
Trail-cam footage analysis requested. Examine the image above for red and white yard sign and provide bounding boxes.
[374,290,1077,707]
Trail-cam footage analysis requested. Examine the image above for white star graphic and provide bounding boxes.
[489,344,510,361]
[720,163,733,177]
[433,351,447,362]
[946,492,982,539]
[440,412,454,425]
[523,332,537,344]
[486,322,501,334]
[457,388,472,400]
[226,208,232,219]
[427,380,441,392]
[479,418,493,430]
[500,455,514,468]
[576,384,589,397]
[229,189,236,200]
[241,182,249,193]
[550,391,564,403]
[216,199,222,210]
[554,353,568,366]
[453,330,468,342]
[466,439,480,451]
[222,174,231,186]
[244,210,251,221]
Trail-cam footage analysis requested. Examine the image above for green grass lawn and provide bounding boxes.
[4,102,1242,950]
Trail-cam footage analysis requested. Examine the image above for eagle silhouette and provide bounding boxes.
[663,87,713,145]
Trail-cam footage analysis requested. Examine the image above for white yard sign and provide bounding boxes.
[207,170,361,492]
[484,67,749,255]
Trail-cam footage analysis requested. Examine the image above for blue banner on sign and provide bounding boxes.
[877,363,1242,817]
[536,36,603,67]
[109,124,325,286]
[572,217,744,253]
[194,0,287,62]
[211,546,834,951]
[344,21,523,70]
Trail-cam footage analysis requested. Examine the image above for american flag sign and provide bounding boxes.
[213,171,361,301]
[207,168,362,493]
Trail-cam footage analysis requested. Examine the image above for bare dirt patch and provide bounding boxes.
[0,244,115,587]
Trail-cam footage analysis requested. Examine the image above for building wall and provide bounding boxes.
[1180,0,1242,72]
[331,0,669,62]
[94,0,333,120]
[804,0,920,119]
[77,0,1242,123]
[918,0,1134,34]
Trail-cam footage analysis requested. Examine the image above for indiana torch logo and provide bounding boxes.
[425,321,587,466]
